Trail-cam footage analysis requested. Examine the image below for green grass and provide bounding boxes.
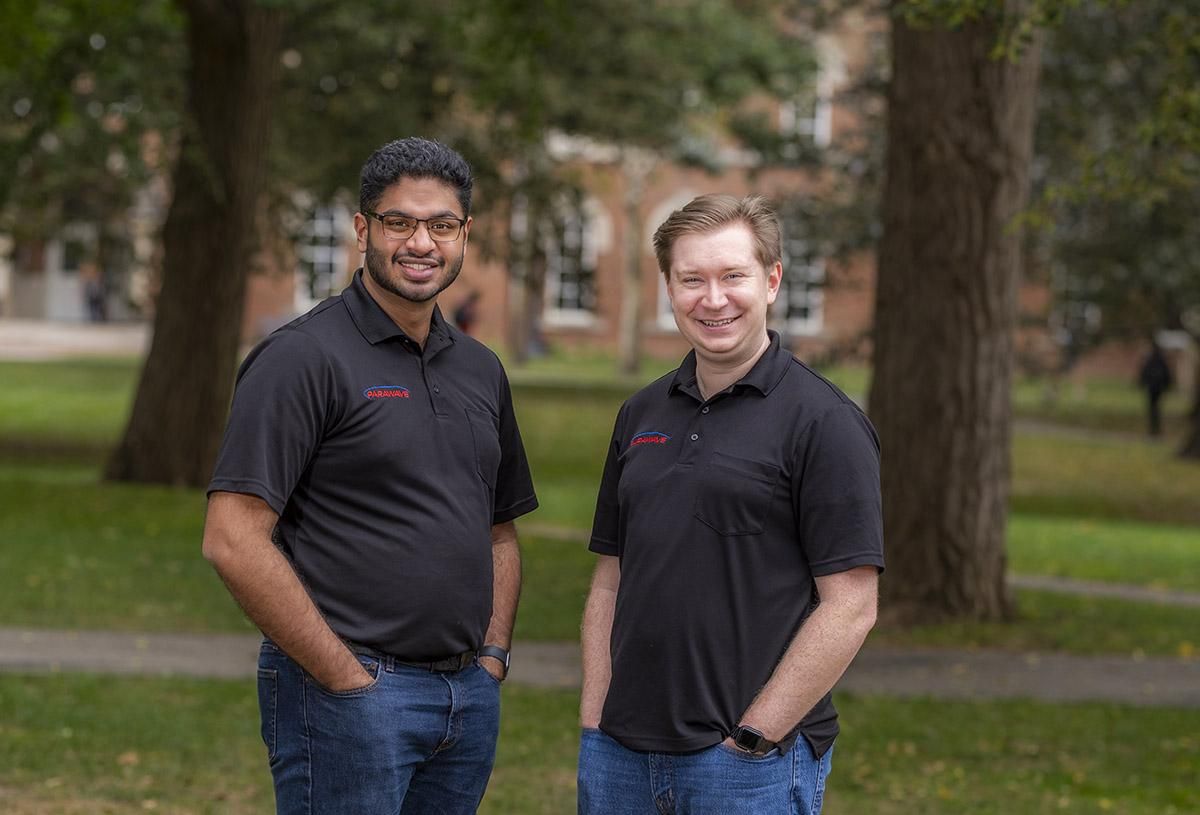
[1012,432,1200,525]
[827,695,1200,815]
[0,673,269,814]
[0,464,249,633]
[0,358,137,454]
[0,674,1195,815]
[872,589,1199,659]
[4,461,1193,658]
[2,356,1198,655]
[1009,514,1200,592]
[1014,374,1191,436]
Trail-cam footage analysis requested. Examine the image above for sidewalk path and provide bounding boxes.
[0,319,149,360]
[2,627,1197,708]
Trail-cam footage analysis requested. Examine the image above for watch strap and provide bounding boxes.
[478,645,510,678]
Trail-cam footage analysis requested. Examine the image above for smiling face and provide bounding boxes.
[666,222,781,369]
[355,176,472,306]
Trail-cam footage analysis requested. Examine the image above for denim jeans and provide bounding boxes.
[577,727,832,815]
[256,639,501,815]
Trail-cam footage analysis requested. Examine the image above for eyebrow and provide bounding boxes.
[377,209,463,220]
[674,264,754,275]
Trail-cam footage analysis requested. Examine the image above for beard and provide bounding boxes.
[364,241,465,304]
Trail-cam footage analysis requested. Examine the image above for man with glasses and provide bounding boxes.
[203,137,537,814]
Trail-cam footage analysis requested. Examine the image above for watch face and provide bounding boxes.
[734,728,762,751]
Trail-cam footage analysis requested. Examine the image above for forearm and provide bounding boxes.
[739,567,878,742]
[580,555,620,728]
[483,521,522,651]
[202,495,365,690]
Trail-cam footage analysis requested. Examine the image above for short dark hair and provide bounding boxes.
[652,194,781,279]
[359,137,473,217]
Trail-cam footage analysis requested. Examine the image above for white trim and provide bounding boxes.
[295,204,352,312]
[544,308,597,329]
[542,194,610,324]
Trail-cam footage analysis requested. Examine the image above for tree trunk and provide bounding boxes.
[1180,342,1200,459]
[867,3,1042,624]
[617,148,655,377]
[105,0,284,486]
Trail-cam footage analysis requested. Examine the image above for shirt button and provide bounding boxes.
[701,406,710,414]
[433,386,440,394]
[690,433,699,441]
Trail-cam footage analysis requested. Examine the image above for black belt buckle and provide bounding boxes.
[401,650,475,673]
[428,650,476,672]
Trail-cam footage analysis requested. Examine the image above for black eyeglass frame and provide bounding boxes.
[363,210,467,242]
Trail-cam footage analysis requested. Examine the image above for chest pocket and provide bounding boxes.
[466,407,502,489]
[693,451,780,536]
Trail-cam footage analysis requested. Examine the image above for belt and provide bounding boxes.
[349,643,476,673]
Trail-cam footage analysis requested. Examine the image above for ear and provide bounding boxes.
[354,212,369,253]
[766,261,782,305]
[460,215,473,258]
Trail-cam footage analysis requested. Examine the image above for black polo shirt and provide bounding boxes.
[589,332,883,757]
[209,270,538,660]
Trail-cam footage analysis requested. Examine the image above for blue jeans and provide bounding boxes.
[577,727,832,815]
[256,640,501,815]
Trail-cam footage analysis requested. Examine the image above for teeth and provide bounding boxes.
[700,318,736,327]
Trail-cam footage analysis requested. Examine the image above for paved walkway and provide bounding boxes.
[0,318,149,360]
[3,626,1198,708]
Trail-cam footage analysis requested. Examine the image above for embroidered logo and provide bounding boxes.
[630,431,671,447]
[363,385,411,399]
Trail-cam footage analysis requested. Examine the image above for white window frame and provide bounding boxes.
[295,204,351,312]
[776,257,825,337]
[775,229,825,337]
[543,194,609,328]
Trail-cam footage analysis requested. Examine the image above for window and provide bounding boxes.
[775,219,825,336]
[296,205,349,308]
[1049,265,1101,352]
[543,193,607,327]
[779,41,842,149]
[779,88,832,149]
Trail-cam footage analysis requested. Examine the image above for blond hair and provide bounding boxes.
[651,194,782,279]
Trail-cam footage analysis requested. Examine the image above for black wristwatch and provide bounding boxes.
[478,645,510,679]
[730,725,777,756]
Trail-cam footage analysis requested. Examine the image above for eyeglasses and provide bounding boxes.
[363,211,466,242]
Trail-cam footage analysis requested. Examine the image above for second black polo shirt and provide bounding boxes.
[590,332,883,757]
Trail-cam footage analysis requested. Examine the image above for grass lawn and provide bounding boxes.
[1012,432,1200,526]
[1008,514,1200,592]
[0,675,1195,815]
[2,463,1194,656]
[0,358,135,456]
[870,589,1198,659]
[1014,374,1192,437]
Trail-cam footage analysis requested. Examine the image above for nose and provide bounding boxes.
[404,221,437,253]
[701,280,727,309]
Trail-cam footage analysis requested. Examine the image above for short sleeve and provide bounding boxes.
[791,404,885,576]
[491,368,539,524]
[588,403,628,556]
[207,330,333,514]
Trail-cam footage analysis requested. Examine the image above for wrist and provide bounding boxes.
[729,724,778,756]
[478,644,510,679]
